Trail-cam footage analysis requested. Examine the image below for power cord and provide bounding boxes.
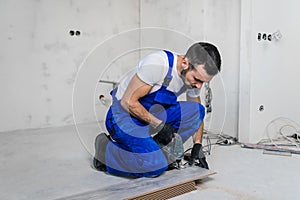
[259,117,300,147]
[216,137,238,145]
[184,130,238,158]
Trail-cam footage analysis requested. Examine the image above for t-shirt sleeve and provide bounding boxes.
[136,52,168,86]
[186,88,201,98]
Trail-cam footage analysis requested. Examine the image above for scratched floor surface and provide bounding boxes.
[1,123,300,200]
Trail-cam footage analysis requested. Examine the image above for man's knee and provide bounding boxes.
[181,101,205,122]
[197,103,205,121]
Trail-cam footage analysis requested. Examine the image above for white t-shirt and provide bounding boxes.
[115,51,200,100]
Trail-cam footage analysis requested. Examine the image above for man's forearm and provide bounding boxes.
[186,95,204,144]
[193,122,204,144]
[121,100,162,128]
[120,74,162,128]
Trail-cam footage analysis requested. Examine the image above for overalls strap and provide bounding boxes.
[162,50,174,87]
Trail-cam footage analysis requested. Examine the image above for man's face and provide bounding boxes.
[181,64,214,89]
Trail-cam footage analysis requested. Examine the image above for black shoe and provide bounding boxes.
[167,159,182,171]
[93,133,109,172]
[167,162,178,171]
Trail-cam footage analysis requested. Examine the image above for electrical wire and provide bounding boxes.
[258,117,300,149]
[279,125,299,147]
[184,129,238,157]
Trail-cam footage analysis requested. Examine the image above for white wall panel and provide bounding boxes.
[0,0,139,132]
[239,0,300,142]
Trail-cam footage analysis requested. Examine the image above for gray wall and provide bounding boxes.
[0,0,140,132]
[239,0,300,142]
[0,0,241,139]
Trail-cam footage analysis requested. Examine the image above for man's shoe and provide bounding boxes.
[93,133,109,172]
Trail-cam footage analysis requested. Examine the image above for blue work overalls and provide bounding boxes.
[105,51,205,177]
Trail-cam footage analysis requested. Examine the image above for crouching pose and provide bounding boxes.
[94,42,221,177]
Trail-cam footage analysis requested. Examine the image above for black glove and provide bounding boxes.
[189,143,209,169]
[153,122,176,145]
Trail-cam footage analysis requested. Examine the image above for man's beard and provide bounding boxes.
[180,68,188,77]
[180,68,193,89]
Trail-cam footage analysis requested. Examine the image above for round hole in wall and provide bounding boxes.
[69,30,75,36]
[257,33,261,41]
[259,105,264,112]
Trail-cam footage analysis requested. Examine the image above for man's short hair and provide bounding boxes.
[185,42,221,76]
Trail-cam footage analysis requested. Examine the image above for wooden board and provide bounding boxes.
[125,180,196,200]
[55,166,216,200]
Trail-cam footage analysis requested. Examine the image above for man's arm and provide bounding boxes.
[120,74,162,128]
[186,94,209,169]
[186,95,204,144]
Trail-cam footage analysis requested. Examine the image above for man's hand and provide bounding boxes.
[153,122,176,145]
[189,143,209,169]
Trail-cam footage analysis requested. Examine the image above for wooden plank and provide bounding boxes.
[125,180,196,200]
[55,167,216,200]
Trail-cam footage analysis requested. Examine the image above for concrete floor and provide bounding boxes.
[1,124,300,200]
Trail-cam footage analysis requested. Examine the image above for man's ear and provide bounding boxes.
[182,57,189,70]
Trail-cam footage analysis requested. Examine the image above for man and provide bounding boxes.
[94,42,221,178]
